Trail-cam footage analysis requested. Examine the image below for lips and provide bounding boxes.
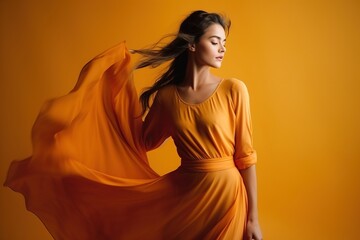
[216,56,224,61]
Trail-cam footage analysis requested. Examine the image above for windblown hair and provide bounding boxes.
[132,10,231,114]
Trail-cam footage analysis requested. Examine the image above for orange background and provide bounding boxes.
[1,1,359,239]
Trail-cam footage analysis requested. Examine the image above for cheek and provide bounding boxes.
[197,45,215,58]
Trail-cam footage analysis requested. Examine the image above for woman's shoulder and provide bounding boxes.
[154,84,175,103]
[221,78,249,93]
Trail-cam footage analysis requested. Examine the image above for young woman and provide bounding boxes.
[5,10,262,240]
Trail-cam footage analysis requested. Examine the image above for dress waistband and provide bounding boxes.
[178,156,235,172]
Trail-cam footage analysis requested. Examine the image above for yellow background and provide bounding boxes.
[1,0,359,239]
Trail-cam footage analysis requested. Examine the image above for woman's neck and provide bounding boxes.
[183,60,213,90]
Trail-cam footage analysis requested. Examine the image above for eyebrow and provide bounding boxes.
[208,36,226,41]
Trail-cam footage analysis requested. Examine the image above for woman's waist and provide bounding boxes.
[178,156,235,172]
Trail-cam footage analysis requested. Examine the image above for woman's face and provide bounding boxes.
[192,23,227,68]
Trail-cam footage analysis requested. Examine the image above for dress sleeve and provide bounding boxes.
[232,80,257,170]
[141,92,170,151]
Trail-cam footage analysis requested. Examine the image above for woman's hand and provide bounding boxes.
[244,219,263,240]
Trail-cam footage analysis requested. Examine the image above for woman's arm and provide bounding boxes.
[231,79,262,239]
[141,92,170,151]
[240,165,263,240]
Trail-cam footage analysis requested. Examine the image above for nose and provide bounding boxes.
[219,44,226,53]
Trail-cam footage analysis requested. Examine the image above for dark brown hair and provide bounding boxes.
[132,10,231,114]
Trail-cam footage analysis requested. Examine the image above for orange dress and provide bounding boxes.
[4,42,257,240]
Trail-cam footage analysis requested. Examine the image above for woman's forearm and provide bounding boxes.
[240,165,259,221]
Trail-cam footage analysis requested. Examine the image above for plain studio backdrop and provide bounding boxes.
[1,1,359,239]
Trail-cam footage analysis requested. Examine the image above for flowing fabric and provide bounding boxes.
[4,42,257,240]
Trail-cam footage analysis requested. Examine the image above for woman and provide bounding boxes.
[5,10,262,240]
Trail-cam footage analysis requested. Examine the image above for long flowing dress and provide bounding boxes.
[4,42,257,240]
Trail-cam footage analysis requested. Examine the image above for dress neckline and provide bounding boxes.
[174,79,224,106]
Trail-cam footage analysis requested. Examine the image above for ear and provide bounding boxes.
[188,43,196,52]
